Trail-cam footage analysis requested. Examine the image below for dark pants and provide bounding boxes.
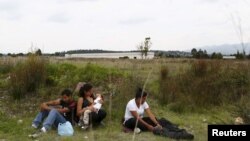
[124,117,157,131]
[90,109,106,125]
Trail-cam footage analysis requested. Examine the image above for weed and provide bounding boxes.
[9,55,47,99]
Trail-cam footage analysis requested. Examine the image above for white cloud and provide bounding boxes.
[0,0,250,53]
[47,13,71,23]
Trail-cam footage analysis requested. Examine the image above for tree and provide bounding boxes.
[137,37,152,59]
[211,52,223,59]
[137,42,144,59]
[191,48,209,59]
[235,50,244,59]
[144,37,151,58]
[35,49,42,56]
[191,48,197,57]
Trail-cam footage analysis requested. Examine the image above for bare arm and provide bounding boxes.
[77,97,84,116]
[130,111,154,131]
[40,99,60,111]
[77,97,95,116]
[145,108,162,128]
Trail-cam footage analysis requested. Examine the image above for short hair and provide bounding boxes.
[135,88,148,99]
[79,83,93,97]
[61,89,72,97]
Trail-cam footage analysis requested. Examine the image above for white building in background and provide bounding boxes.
[222,56,236,59]
[65,52,155,59]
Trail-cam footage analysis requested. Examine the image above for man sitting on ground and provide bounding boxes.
[31,89,76,134]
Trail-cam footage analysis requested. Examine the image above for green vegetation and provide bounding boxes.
[0,56,249,141]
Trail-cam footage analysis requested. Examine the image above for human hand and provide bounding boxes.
[87,105,95,112]
[155,124,163,130]
[148,125,155,131]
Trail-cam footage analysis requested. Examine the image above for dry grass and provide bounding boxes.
[0,57,249,140]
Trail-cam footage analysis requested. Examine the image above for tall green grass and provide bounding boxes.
[2,58,250,140]
[9,55,47,99]
[158,60,250,115]
[0,58,13,74]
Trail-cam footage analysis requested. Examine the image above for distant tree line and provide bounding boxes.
[2,47,250,60]
[154,48,250,60]
[191,48,250,59]
[154,50,191,58]
[191,48,210,59]
[1,49,43,57]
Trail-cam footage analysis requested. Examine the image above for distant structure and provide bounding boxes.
[222,56,236,59]
[65,51,155,59]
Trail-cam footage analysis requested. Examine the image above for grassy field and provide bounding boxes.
[0,57,248,141]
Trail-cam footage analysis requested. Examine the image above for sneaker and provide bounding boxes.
[78,121,83,127]
[28,131,43,138]
[134,128,141,134]
[81,125,89,130]
[41,127,47,133]
[31,123,38,129]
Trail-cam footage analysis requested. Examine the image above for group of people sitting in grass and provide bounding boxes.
[31,82,194,140]
[31,82,106,132]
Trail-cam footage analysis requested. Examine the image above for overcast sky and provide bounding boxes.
[0,0,250,53]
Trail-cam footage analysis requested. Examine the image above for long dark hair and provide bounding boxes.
[79,83,93,98]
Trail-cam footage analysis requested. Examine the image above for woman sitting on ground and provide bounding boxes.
[123,88,162,132]
[123,88,194,140]
[76,83,106,129]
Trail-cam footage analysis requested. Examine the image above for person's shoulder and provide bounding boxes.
[143,101,149,107]
[69,100,77,108]
[128,98,134,102]
[77,97,83,102]
[127,98,135,105]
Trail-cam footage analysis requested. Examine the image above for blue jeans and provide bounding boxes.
[32,109,67,130]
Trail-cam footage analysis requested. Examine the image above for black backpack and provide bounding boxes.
[153,118,194,140]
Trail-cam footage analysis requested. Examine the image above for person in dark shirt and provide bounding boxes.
[31,89,76,133]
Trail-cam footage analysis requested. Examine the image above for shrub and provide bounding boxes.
[9,55,47,99]
[191,60,207,77]
[77,63,123,86]
[157,60,250,111]
[0,58,13,74]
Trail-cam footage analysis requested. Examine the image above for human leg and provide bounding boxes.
[32,110,49,128]
[42,109,67,131]
[80,109,91,130]
[124,117,156,131]
[83,109,91,125]
[91,109,106,125]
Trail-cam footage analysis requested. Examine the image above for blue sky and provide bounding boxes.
[0,0,250,53]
